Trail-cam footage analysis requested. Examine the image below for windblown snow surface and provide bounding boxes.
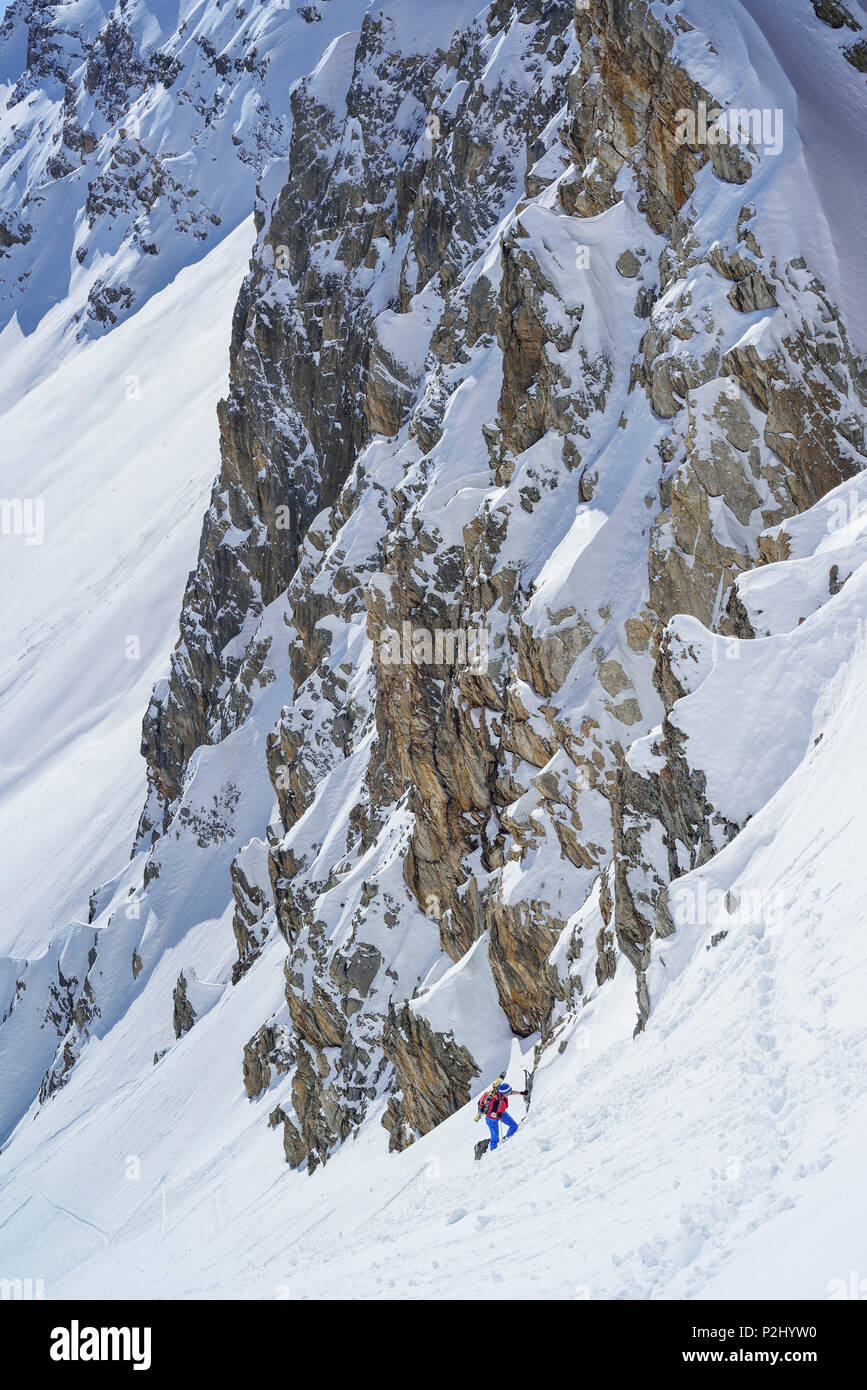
[0,219,254,957]
[0,0,866,1300]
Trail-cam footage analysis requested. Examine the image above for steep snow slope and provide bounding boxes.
[0,218,254,956]
[0,550,864,1299]
[1,0,866,1302]
[676,0,867,352]
[0,0,372,376]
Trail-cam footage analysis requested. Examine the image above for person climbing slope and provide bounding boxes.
[475,1075,527,1151]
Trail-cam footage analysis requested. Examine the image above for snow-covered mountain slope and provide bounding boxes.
[1,0,866,1300]
[0,216,253,957]
[0,0,370,387]
[1,580,865,1298]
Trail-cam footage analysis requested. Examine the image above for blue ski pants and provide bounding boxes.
[486,1111,518,1149]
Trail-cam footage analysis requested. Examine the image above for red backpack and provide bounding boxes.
[482,1089,507,1119]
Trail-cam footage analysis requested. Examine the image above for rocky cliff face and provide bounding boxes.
[4,0,866,1172]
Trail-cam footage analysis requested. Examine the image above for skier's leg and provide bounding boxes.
[486,1116,500,1150]
[501,1111,518,1139]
